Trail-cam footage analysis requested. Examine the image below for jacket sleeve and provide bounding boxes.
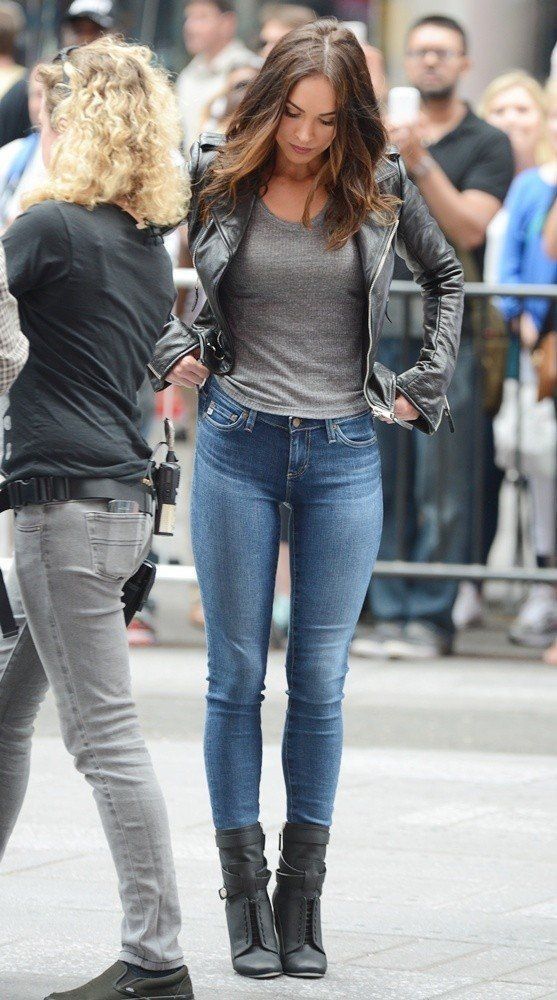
[147,138,211,392]
[394,161,464,434]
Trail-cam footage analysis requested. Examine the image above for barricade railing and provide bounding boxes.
[169,271,556,586]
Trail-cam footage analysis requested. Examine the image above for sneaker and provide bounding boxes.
[389,621,453,659]
[351,621,406,658]
[127,618,157,647]
[452,581,484,630]
[45,961,194,999]
[509,585,557,648]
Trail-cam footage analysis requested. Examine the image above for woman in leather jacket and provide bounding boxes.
[152,18,463,982]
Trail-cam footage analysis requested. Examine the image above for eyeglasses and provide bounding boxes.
[53,44,83,85]
[406,47,464,62]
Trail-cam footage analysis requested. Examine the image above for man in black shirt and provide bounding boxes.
[359,15,514,659]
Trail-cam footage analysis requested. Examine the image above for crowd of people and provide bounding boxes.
[0,3,554,659]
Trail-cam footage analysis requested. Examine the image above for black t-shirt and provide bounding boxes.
[426,106,514,273]
[391,106,514,337]
[0,78,31,148]
[1,200,176,485]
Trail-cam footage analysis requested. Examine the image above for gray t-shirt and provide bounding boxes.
[221,198,367,418]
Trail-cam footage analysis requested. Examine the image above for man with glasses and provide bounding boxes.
[355,14,514,660]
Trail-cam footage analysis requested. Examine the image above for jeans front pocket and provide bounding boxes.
[202,391,248,432]
[334,411,377,448]
[85,511,152,581]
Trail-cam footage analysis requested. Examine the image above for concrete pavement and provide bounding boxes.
[2,644,557,1000]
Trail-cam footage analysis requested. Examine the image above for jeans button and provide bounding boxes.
[292,418,301,428]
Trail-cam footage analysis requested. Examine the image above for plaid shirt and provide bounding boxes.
[0,242,27,394]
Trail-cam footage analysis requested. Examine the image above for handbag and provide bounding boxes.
[493,374,557,478]
[456,247,508,415]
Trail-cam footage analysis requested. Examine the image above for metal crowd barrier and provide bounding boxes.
[170,270,557,586]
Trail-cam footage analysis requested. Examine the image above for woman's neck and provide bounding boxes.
[272,146,325,182]
[114,199,143,224]
[539,160,557,185]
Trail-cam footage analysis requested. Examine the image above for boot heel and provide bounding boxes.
[272,822,330,978]
[216,823,283,979]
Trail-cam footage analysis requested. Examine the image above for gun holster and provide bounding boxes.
[122,560,157,626]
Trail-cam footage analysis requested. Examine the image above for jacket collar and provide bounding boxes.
[209,152,399,271]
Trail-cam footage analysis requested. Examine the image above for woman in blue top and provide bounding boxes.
[498,79,557,650]
[499,81,557,348]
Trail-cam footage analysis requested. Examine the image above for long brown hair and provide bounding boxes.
[199,19,398,249]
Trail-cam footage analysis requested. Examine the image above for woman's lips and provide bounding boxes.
[290,143,313,154]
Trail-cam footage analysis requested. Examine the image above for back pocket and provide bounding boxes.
[86,512,151,581]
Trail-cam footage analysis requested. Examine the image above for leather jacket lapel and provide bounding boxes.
[211,187,257,258]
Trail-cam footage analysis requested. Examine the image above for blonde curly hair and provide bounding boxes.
[23,36,189,226]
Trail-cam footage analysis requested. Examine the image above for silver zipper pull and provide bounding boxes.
[192,250,200,311]
[443,397,455,433]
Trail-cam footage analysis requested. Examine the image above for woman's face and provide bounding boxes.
[275,74,337,168]
[485,85,543,159]
[39,94,59,168]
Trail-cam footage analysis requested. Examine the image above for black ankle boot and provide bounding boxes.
[272,822,330,978]
[216,822,282,978]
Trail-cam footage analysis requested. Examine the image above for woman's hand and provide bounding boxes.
[166,348,210,388]
[519,312,539,350]
[394,393,419,422]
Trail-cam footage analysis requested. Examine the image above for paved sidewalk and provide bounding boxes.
[2,647,557,1000]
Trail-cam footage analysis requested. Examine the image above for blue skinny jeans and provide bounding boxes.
[191,377,383,829]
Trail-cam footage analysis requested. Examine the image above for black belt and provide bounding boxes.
[0,476,154,514]
[0,477,155,639]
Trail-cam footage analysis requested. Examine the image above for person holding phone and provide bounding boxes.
[357,14,514,661]
[0,38,194,1000]
[150,18,463,981]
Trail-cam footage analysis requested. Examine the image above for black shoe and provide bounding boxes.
[44,961,194,999]
[272,822,330,978]
[216,822,282,978]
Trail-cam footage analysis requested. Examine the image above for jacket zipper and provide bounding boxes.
[207,213,234,361]
[363,219,399,414]
[443,396,455,433]
[191,248,200,312]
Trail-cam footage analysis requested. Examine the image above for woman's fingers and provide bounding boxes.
[394,394,419,421]
[167,354,210,386]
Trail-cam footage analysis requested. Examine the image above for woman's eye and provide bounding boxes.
[284,109,299,118]
[320,119,336,128]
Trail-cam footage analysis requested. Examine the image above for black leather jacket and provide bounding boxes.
[149,132,464,434]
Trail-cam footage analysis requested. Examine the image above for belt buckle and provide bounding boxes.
[8,479,40,507]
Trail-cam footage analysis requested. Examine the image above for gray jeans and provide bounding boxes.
[0,500,183,971]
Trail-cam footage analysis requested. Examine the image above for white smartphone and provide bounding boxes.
[387,86,420,126]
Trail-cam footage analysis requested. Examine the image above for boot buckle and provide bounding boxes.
[219,886,228,900]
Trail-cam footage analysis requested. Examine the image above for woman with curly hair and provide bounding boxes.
[151,18,463,981]
[0,37,194,1000]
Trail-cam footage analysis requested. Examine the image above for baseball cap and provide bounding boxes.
[63,0,114,29]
